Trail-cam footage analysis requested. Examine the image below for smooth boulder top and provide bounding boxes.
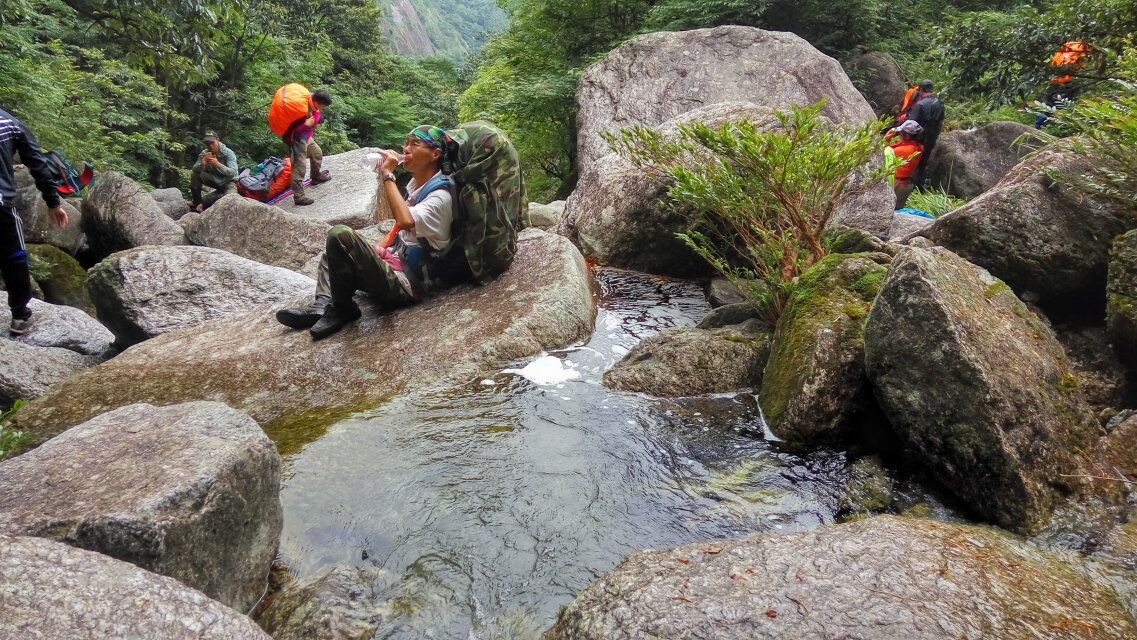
[545,516,1137,640]
[275,147,386,228]
[181,193,331,271]
[0,292,115,359]
[87,245,315,347]
[575,26,876,172]
[0,401,282,612]
[864,245,1100,533]
[14,229,596,448]
[0,535,271,640]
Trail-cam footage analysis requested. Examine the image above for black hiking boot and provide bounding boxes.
[310,170,332,185]
[275,296,330,330]
[294,196,315,206]
[309,302,362,340]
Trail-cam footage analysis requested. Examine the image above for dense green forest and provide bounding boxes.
[0,0,1133,201]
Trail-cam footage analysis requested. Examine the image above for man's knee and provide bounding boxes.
[325,225,355,252]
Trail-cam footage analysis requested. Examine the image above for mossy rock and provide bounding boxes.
[759,252,889,445]
[26,244,95,316]
[864,245,1102,534]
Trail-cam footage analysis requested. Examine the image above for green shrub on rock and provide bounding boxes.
[607,101,887,324]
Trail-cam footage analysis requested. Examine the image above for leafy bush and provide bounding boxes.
[605,102,887,323]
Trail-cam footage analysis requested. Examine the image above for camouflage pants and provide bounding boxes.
[322,225,416,310]
[289,137,323,199]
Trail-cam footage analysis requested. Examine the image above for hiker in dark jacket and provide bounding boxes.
[190,130,239,212]
[0,107,68,335]
[904,80,945,186]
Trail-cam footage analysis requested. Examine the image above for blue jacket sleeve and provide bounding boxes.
[15,122,61,209]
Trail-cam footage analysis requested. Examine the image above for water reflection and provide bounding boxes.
[277,269,888,638]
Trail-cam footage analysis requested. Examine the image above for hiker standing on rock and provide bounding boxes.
[276,125,454,339]
[189,130,239,212]
[0,107,68,335]
[903,80,944,186]
[284,89,333,206]
[885,120,924,210]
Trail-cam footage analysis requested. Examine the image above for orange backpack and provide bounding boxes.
[268,84,311,136]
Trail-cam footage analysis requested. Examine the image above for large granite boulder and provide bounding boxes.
[1108,229,1137,368]
[0,536,271,639]
[575,26,876,173]
[562,102,779,276]
[181,194,331,271]
[0,402,282,612]
[544,516,1137,640]
[888,210,934,240]
[923,142,1136,303]
[80,171,187,259]
[759,253,889,445]
[26,243,95,315]
[603,320,772,396]
[0,292,114,358]
[864,246,1100,533]
[925,122,1041,200]
[257,564,388,640]
[88,245,315,347]
[275,147,387,228]
[0,339,96,405]
[843,50,907,117]
[13,229,596,449]
[13,165,87,254]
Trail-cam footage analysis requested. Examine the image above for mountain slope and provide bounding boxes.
[380,0,507,61]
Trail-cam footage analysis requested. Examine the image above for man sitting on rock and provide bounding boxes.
[0,106,68,335]
[275,125,454,340]
[190,130,238,212]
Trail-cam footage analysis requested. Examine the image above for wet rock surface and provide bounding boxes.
[0,535,271,639]
[603,320,771,396]
[258,564,388,640]
[0,402,282,612]
[81,171,186,259]
[14,230,596,449]
[925,121,1041,200]
[544,516,1137,640]
[0,291,114,358]
[574,26,875,173]
[759,253,888,445]
[87,245,315,347]
[275,148,386,228]
[181,194,331,271]
[865,246,1100,532]
[923,142,1136,302]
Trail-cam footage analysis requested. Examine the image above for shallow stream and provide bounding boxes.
[275,268,943,638]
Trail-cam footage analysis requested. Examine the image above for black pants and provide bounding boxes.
[915,131,939,187]
[0,205,32,318]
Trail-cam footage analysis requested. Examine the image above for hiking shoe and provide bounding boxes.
[294,196,315,206]
[310,171,332,185]
[309,302,362,341]
[9,310,32,336]
[275,297,331,330]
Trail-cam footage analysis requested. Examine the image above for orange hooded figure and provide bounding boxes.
[1050,40,1089,85]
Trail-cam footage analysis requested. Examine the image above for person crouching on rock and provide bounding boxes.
[190,130,239,212]
[275,125,454,340]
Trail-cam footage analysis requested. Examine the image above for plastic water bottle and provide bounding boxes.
[361,152,405,172]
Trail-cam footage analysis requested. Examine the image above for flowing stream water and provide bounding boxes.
[275,268,947,638]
